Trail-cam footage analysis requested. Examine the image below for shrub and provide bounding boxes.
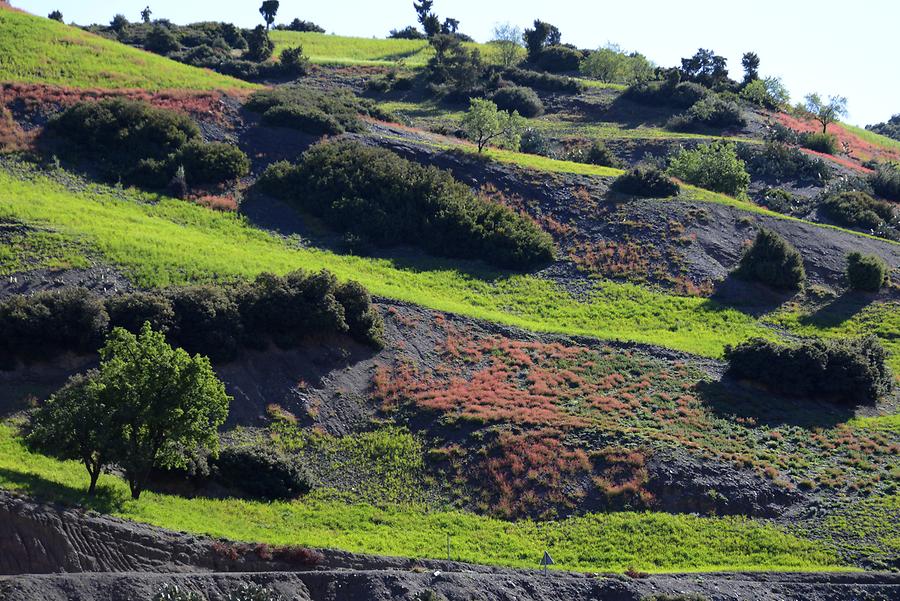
[105,291,175,334]
[585,140,622,168]
[153,583,205,601]
[801,132,839,155]
[215,445,311,500]
[335,280,385,347]
[492,86,544,118]
[759,188,796,214]
[725,336,893,404]
[822,191,896,230]
[667,95,746,131]
[667,141,750,197]
[498,67,583,93]
[519,127,553,156]
[871,163,900,201]
[245,87,385,135]
[535,45,582,72]
[145,25,181,54]
[624,81,709,109]
[278,46,311,77]
[258,140,555,270]
[734,228,805,290]
[743,141,831,182]
[846,252,889,292]
[867,114,900,142]
[611,165,679,197]
[177,140,250,186]
[166,285,243,362]
[261,104,343,135]
[227,583,285,601]
[0,288,109,366]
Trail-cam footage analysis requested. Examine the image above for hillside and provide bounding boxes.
[0,6,898,601]
[0,7,256,91]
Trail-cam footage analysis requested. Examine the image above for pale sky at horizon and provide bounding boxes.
[12,0,900,127]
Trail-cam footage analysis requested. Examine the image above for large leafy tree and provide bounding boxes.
[101,323,230,499]
[523,20,560,62]
[27,371,116,495]
[804,93,848,133]
[462,98,525,152]
[28,323,230,499]
[259,0,280,31]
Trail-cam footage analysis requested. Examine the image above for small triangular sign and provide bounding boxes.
[541,550,554,566]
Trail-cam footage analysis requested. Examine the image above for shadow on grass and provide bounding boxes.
[0,467,126,514]
[798,292,876,329]
[695,378,856,429]
[707,274,796,317]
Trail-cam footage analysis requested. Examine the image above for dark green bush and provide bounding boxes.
[758,188,796,214]
[177,140,250,185]
[667,141,750,197]
[611,165,679,197]
[801,132,839,155]
[725,336,893,404]
[871,163,900,201]
[534,45,582,73]
[105,291,175,334]
[0,288,109,366]
[624,81,709,109]
[519,127,553,157]
[278,46,311,77]
[46,99,249,190]
[734,228,805,290]
[215,445,310,500]
[144,25,181,54]
[498,67,584,93]
[667,95,746,131]
[335,280,385,347]
[492,86,544,118]
[166,285,244,362]
[245,87,389,135]
[257,140,555,270]
[846,252,889,292]
[743,141,831,182]
[822,191,895,230]
[585,140,622,168]
[261,104,343,135]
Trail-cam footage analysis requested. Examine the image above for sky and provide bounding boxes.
[13,0,900,126]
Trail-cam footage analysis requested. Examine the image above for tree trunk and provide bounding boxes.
[87,469,99,496]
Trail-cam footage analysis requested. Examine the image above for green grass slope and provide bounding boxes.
[271,31,513,67]
[1,163,898,370]
[0,7,257,91]
[0,422,844,573]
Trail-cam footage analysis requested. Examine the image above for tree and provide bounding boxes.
[110,14,129,33]
[462,98,525,152]
[581,44,627,83]
[27,371,116,495]
[741,51,760,84]
[100,323,230,499]
[48,10,63,22]
[246,24,274,61]
[414,0,440,37]
[259,0,280,31]
[680,48,729,88]
[804,93,848,133]
[140,6,152,24]
[523,20,560,62]
[491,23,523,68]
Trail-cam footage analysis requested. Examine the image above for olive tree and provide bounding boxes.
[805,93,848,133]
[462,98,525,152]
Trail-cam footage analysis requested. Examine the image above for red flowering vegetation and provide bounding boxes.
[479,429,592,518]
[591,447,653,508]
[776,112,900,165]
[211,541,323,567]
[189,193,239,212]
[386,306,420,329]
[569,240,652,279]
[0,83,235,125]
[0,106,34,151]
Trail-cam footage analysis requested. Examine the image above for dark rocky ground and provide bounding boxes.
[2,491,898,601]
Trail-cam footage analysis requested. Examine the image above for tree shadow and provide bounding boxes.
[695,378,857,430]
[0,467,125,514]
[706,274,797,317]
[798,291,877,329]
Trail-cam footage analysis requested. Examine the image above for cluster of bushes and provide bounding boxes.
[0,270,383,367]
[623,80,710,109]
[215,444,310,500]
[533,45,583,73]
[871,163,900,201]
[86,19,309,81]
[45,99,249,190]
[801,131,839,155]
[739,77,790,110]
[566,140,623,168]
[611,165,679,197]
[491,85,544,118]
[667,141,751,197]
[494,67,584,93]
[733,228,805,290]
[244,87,392,135]
[666,95,746,131]
[725,336,893,405]
[258,140,555,270]
[274,18,325,33]
[580,44,654,85]
[822,190,897,231]
[741,141,831,182]
[865,114,900,142]
[846,252,889,292]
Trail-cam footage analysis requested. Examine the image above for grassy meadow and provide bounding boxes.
[0,422,845,573]
[0,7,257,91]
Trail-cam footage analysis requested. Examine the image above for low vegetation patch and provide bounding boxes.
[612,165,679,197]
[258,140,554,270]
[244,87,392,135]
[725,336,893,405]
[822,190,896,231]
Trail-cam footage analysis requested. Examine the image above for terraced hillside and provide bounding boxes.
[0,6,898,600]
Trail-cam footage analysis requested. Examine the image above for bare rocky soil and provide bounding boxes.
[1,492,897,601]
